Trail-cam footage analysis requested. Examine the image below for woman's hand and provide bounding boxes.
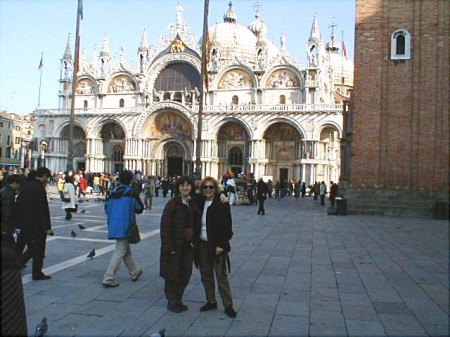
[215,247,224,255]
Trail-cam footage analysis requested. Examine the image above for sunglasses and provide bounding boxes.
[202,185,215,190]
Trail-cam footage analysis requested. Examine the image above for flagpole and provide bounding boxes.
[37,52,43,108]
[67,0,82,172]
[194,0,209,180]
[341,30,344,85]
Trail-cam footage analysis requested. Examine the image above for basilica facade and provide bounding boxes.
[33,1,353,184]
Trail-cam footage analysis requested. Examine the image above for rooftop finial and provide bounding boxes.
[176,2,183,28]
[253,0,262,18]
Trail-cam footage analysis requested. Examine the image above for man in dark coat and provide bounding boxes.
[1,174,22,250]
[256,178,269,215]
[15,167,54,281]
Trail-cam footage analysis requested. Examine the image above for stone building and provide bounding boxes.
[341,0,448,217]
[33,1,353,185]
[0,112,34,168]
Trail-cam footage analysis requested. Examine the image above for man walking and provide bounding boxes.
[16,167,54,280]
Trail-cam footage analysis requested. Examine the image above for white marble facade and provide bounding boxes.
[33,1,352,185]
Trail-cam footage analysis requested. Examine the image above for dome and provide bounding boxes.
[208,22,258,63]
[248,13,267,35]
[327,51,354,84]
[326,39,340,52]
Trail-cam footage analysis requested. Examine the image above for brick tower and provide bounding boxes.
[341,0,449,217]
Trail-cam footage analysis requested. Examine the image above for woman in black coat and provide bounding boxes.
[159,176,199,313]
[193,176,237,318]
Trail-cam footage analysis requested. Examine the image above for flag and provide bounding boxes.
[79,0,83,20]
[38,54,43,70]
[342,40,348,60]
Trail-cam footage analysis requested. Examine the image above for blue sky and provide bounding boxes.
[0,0,355,115]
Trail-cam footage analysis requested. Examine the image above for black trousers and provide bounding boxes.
[257,197,266,214]
[15,231,47,278]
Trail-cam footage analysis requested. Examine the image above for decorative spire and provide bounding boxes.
[99,34,110,58]
[138,28,148,53]
[223,1,237,23]
[309,13,321,44]
[175,2,183,28]
[63,34,73,60]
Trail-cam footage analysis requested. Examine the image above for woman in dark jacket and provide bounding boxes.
[194,176,237,318]
[159,176,199,313]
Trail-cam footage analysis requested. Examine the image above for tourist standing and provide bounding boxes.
[0,174,21,250]
[194,177,237,318]
[159,176,198,313]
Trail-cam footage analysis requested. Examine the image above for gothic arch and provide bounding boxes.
[144,54,202,94]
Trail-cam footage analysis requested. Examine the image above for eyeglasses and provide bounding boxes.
[202,185,215,190]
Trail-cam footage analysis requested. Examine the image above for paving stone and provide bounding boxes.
[20,188,448,337]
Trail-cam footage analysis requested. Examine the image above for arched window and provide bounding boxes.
[232,95,239,105]
[119,98,124,107]
[83,100,88,110]
[391,29,411,60]
[279,95,286,104]
[228,147,243,165]
[112,145,124,162]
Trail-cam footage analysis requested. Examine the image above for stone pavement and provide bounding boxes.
[21,186,449,337]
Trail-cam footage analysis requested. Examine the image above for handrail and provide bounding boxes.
[34,104,343,116]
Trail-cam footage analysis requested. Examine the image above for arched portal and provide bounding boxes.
[263,122,302,183]
[217,121,249,177]
[62,125,86,171]
[100,122,125,173]
[165,142,184,177]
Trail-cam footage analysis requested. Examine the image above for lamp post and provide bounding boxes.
[40,140,48,168]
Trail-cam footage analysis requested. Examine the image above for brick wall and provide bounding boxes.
[343,0,449,217]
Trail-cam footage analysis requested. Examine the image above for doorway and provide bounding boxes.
[279,168,288,182]
[168,157,183,177]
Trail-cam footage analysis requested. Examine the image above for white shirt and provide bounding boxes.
[200,200,213,241]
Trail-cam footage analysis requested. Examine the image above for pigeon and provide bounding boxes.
[87,248,96,259]
[78,224,86,229]
[71,230,77,238]
[78,199,84,203]
[150,328,166,337]
[35,317,48,337]
[80,209,86,213]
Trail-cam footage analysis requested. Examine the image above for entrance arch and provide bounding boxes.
[165,142,184,177]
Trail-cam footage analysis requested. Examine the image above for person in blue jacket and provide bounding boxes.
[102,170,144,287]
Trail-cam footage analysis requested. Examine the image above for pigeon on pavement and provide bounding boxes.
[70,230,77,238]
[35,317,48,337]
[150,328,166,337]
[80,209,86,213]
[78,224,86,229]
[87,248,96,259]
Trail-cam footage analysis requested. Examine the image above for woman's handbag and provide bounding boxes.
[60,191,70,202]
[127,223,141,244]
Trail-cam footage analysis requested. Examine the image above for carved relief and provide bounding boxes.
[218,70,253,89]
[108,75,136,93]
[77,79,95,94]
[267,69,300,88]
